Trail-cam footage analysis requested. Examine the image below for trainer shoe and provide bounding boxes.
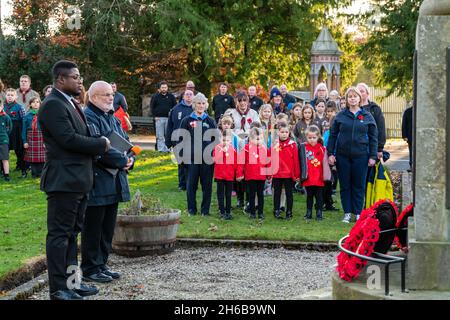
[342,213,352,223]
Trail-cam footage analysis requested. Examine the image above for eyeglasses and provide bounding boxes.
[64,74,83,82]
[96,93,115,97]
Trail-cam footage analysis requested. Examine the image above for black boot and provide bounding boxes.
[316,209,323,221]
[4,174,10,182]
[304,209,312,220]
[274,210,282,220]
[258,212,265,220]
[21,170,27,178]
[286,211,293,220]
[225,212,233,220]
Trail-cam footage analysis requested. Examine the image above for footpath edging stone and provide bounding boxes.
[0,255,47,293]
[1,238,338,300]
[176,238,338,251]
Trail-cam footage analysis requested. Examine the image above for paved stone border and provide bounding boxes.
[0,255,47,293]
[0,238,338,300]
[176,238,338,251]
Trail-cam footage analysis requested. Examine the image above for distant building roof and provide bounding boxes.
[289,91,311,102]
[311,26,343,56]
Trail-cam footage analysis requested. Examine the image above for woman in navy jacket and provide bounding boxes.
[327,87,378,223]
[177,93,218,216]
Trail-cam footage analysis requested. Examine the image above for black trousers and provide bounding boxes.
[27,162,44,177]
[323,181,334,208]
[186,163,213,214]
[235,181,247,203]
[407,142,412,167]
[331,168,338,191]
[273,178,293,212]
[305,186,324,211]
[216,179,233,214]
[81,203,119,276]
[46,192,87,293]
[178,163,188,189]
[247,180,265,216]
[9,121,26,170]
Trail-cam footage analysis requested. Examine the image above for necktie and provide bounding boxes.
[71,98,86,124]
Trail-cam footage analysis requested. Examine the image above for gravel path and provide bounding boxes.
[29,247,338,300]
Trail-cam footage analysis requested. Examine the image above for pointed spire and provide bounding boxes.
[311,26,342,56]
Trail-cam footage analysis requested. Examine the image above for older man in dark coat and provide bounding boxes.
[81,81,134,283]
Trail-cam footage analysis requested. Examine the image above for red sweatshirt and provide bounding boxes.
[303,142,325,187]
[271,138,300,180]
[237,143,271,181]
[213,144,238,181]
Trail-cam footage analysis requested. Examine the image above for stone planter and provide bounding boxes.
[112,209,181,257]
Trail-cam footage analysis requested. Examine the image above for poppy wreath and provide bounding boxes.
[336,208,380,282]
[371,199,398,254]
[394,203,414,252]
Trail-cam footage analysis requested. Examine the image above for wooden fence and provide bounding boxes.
[368,87,409,139]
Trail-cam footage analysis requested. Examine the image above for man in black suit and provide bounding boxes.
[38,60,111,300]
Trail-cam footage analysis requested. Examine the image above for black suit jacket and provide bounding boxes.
[38,89,107,193]
[402,106,413,142]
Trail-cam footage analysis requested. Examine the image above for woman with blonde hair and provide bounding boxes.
[327,87,378,223]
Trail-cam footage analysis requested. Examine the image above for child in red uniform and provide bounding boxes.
[237,127,270,219]
[213,129,238,220]
[271,122,300,220]
[300,125,330,220]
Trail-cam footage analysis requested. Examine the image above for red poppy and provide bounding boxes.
[247,118,252,124]
[357,115,364,120]
[190,121,197,128]
[11,111,17,116]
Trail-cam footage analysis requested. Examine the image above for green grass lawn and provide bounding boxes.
[0,150,351,279]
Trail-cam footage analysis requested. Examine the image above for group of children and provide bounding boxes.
[0,89,45,181]
[210,93,340,221]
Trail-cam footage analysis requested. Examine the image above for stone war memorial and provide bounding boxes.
[332,0,450,299]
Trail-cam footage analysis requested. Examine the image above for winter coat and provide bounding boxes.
[300,142,328,187]
[150,92,177,117]
[84,102,131,206]
[271,138,300,180]
[0,113,12,144]
[362,101,386,152]
[212,93,235,122]
[177,112,218,163]
[165,100,194,148]
[229,108,260,138]
[213,144,238,181]
[327,108,378,160]
[237,143,271,181]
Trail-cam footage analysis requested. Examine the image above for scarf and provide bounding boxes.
[20,88,31,103]
[239,108,250,131]
[4,101,16,113]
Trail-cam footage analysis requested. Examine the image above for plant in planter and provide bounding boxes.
[112,190,181,257]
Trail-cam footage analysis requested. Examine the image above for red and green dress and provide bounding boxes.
[22,110,45,163]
